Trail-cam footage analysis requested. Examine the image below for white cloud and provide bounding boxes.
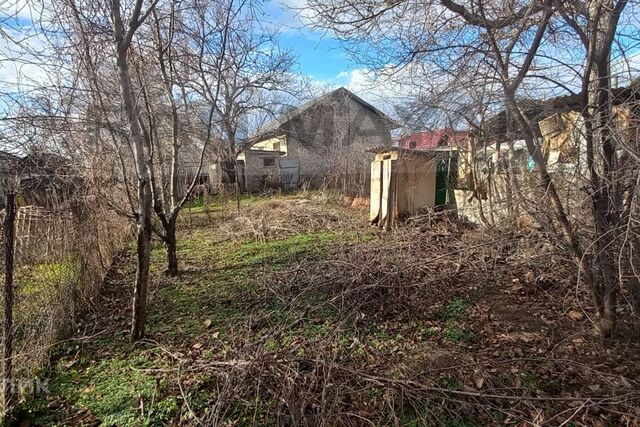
[0,27,52,92]
[0,0,47,24]
[279,0,307,7]
[332,66,430,116]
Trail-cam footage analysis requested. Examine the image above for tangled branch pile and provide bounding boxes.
[181,213,640,425]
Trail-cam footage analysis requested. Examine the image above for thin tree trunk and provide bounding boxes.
[235,175,241,212]
[584,0,623,336]
[597,257,618,336]
[111,0,155,341]
[3,193,16,416]
[131,185,152,341]
[628,275,640,317]
[165,216,178,277]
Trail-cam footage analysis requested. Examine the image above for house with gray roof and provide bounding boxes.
[238,87,400,193]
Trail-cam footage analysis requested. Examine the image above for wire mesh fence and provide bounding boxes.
[0,199,131,388]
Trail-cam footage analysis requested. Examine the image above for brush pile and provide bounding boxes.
[193,209,640,426]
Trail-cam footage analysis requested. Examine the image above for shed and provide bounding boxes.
[369,147,453,228]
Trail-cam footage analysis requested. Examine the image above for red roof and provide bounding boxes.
[399,129,468,150]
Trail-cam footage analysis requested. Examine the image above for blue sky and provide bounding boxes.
[256,0,406,113]
[2,0,638,120]
[280,30,350,82]
[260,0,353,85]
[259,0,640,110]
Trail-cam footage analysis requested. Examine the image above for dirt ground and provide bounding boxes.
[20,194,640,426]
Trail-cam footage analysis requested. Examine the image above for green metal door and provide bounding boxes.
[435,159,448,206]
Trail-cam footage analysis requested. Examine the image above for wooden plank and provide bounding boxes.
[380,158,397,229]
[369,160,383,223]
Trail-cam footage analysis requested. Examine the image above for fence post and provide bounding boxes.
[3,193,16,417]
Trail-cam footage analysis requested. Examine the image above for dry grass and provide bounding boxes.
[195,210,640,425]
[215,197,365,242]
[25,196,640,426]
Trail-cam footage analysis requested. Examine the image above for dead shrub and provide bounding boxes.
[215,197,365,242]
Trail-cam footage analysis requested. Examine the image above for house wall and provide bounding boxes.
[175,162,210,196]
[454,172,521,225]
[251,135,288,154]
[243,92,394,194]
[538,111,588,175]
[239,151,282,192]
[456,111,591,225]
[281,95,393,193]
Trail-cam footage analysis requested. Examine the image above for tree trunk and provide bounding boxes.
[165,216,178,276]
[628,275,640,318]
[111,0,156,342]
[3,193,16,416]
[584,0,623,337]
[597,273,618,337]
[131,184,152,341]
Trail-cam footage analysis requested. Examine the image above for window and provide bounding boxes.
[409,140,417,149]
[263,158,275,167]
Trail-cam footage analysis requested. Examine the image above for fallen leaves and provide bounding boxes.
[473,370,484,389]
[567,310,585,321]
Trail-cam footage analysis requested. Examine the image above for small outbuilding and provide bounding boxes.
[369,147,456,228]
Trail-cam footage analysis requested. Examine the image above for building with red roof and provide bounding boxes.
[399,129,469,150]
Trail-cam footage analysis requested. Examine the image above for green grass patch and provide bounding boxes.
[441,375,463,391]
[443,327,474,342]
[439,298,469,322]
[31,356,159,426]
[225,232,337,269]
[25,196,379,425]
[147,231,340,343]
[16,260,79,298]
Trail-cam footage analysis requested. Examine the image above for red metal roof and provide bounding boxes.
[399,129,468,150]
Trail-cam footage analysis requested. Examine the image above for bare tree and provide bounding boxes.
[2,191,16,417]
[132,3,228,276]
[110,0,160,340]
[54,0,160,340]
[187,0,297,204]
[305,0,639,336]
[557,0,636,334]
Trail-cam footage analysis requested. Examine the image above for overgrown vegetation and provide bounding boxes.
[20,197,640,425]
[0,205,130,396]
